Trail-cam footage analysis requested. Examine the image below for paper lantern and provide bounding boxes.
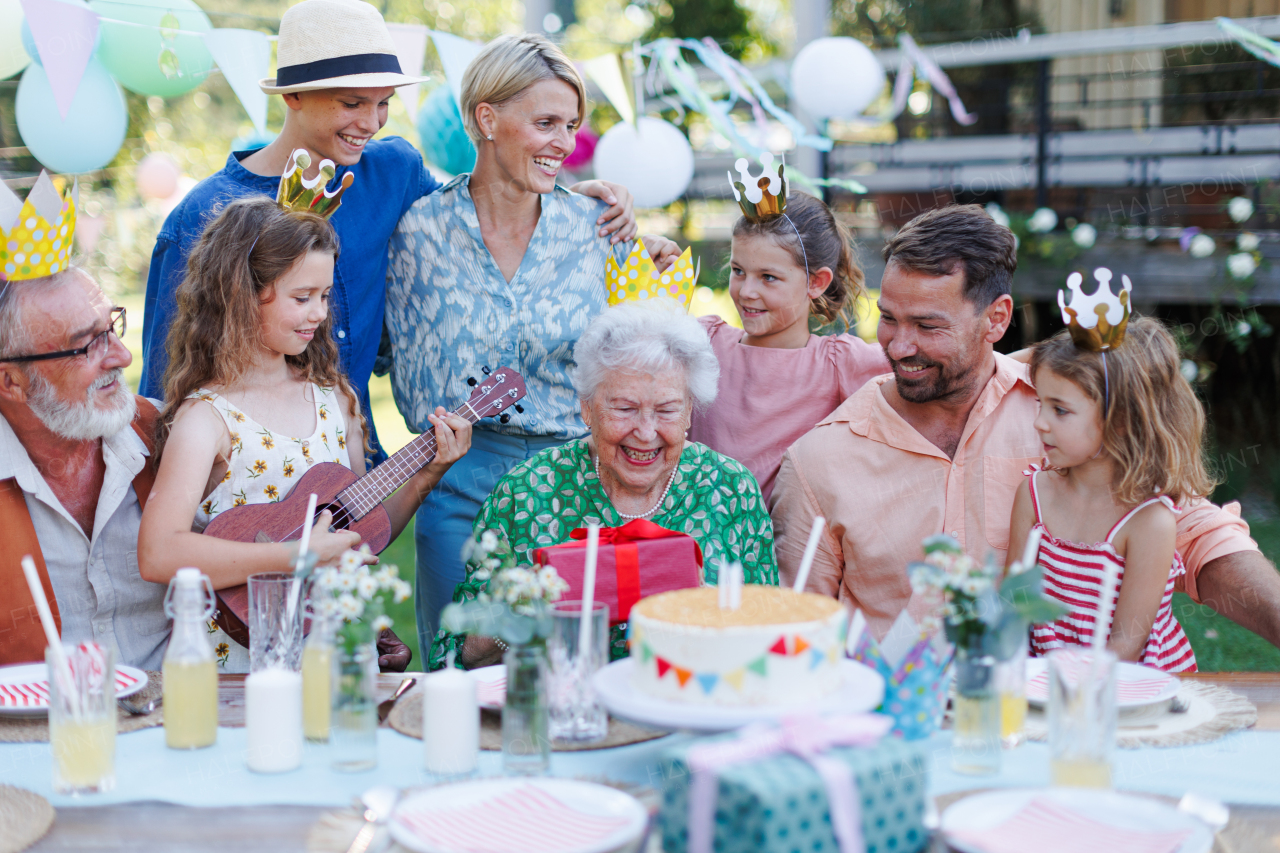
[416,85,477,177]
[790,37,886,120]
[0,0,31,80]
[90,0,212,98]
[592,117,693,209]
[16,57,128,174]
[136,152,181,200]
[563,127,598,172]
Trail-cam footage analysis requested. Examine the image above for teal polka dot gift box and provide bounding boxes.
[658,715,929,853]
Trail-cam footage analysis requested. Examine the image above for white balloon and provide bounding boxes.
[592,117,694,209]
[791,37,886,120]
[0,0,31,81]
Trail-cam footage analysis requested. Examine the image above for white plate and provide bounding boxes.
[592,658,884,733]
[390,777,647,853]
[1025,656,1180,709]
[469,665,506,710]
[941,788,1212,853]
[0,662,149,717]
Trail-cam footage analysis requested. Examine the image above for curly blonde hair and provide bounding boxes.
[1030,316,1216,506]
[155,196,367,462]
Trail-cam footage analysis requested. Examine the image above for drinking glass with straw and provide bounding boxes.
[23,556,118,794]
[1049,555,1119,788]
[548,524,609,743]
[997,528,1042,748]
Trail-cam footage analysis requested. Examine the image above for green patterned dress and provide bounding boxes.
[428,438,778,669]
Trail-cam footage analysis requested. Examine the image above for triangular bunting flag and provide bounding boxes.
[695,673,718,695]
[203,29,271,136]
[674,667,693,688]
[581,52,636,126]
[386,22,429,121]
[21,0,100,121]
[722,669,745,691]
[768,637,788,656]
[641,642,654,664]
[793,636,810,656]
[655,656,672,679]
[828,647,839,664]
[431,30,483,109]
[810,648,826,671]
[746,656,768,677]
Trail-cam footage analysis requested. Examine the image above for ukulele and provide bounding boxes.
[203,367,527,646]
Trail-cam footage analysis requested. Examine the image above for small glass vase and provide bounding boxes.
[951,647,1001,776]
[503,643,550,775]
[331,622,378,772]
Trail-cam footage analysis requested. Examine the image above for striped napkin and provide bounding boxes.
[396,783,632,853]
[0,669,140,708]
[948,797,1194,853]
[1027,661,1171,704]
[475,676,507,708]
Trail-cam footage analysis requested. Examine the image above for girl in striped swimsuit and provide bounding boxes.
[1007,317,1215,673]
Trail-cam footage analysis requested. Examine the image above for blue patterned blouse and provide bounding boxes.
[385,175,632,439]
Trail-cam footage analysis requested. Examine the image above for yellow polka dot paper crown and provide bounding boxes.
[1058,267,1132,352]
[0,171,77,282]
[605,243,700,309]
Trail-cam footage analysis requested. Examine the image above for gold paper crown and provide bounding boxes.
[728,153,787,222]
[0,172,77,282]
[605,243,700,309]
[276,149,353,218]
[1058,268,1132,352]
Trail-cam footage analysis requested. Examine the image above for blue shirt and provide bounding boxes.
[140,137,442,458]
[386,175,631,440]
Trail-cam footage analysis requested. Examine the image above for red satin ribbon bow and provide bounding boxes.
[567,519,703,621]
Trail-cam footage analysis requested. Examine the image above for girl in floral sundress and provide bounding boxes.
[1007,316,1214,673]
[138,196,471,669]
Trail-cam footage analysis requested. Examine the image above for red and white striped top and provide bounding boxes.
[1027,472,1196,673]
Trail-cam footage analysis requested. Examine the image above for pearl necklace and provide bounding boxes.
[593,454,679,520]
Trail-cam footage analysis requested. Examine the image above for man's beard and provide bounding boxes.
[27,367,136,441]
[885,351,981,404]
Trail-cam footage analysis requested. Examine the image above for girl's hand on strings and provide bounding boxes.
[426,407,473,473]
[306,509,368,567]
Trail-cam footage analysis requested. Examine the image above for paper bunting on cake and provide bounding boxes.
[276,149,354,219]
[605,243,699,309]
[1058,267,1132,352]
[0,171,77,282]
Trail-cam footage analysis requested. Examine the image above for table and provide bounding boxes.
[6,672,1280,852]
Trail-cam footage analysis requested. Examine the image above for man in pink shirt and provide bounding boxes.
[771,205,1280,647]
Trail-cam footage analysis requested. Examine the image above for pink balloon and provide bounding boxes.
[563,128,598,172]
[135,152,181,200]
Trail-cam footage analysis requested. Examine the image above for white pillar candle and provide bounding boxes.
[245,667,303,773]
[422,667,479,775]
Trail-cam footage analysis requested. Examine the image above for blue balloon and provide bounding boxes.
[20,20,41,66]
[16,57,128,174]
[417,86,477,177]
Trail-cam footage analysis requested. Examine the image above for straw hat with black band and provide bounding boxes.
[260,0,429,94]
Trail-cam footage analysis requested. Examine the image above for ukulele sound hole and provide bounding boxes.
[325,502,355,531]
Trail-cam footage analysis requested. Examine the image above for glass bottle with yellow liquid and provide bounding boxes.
[162,568,218,749]
[303,612,335,742]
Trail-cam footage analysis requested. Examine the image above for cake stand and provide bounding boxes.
[592,658,885,733]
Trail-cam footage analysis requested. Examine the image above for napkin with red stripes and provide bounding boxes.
[948,797,1194,853]
[0,669,139,708]
[395,783,632,853]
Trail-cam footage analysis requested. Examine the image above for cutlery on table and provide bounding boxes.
[377,677,417,724]
[345,785,399,853]
[118,696,160,716]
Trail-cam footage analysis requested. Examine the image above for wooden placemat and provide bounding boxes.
[933,789,1275,853]
[387,687,670,751]
[1023,681,1257,749]
[0,671,164,743]
[0,785,54,853]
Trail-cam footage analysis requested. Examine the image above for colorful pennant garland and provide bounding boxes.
[641,632,827,694]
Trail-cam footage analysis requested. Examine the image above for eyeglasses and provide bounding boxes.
[0,307,126,363]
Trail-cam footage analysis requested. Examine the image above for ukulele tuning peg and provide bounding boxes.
[499,413,511,423]
[514,404,524,413]
[466,377,477,386]
[482,365,491,375]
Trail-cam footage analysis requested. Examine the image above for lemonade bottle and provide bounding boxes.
[162,568,218,749]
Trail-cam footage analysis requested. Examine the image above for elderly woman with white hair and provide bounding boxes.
[429,302,778,669]
[386,33,681,656]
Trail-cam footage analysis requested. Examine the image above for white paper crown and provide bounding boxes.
[1057,267,1132,352]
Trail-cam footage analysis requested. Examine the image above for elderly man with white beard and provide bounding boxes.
[0,266,170,669]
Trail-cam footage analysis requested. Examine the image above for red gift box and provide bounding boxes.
[533,519,704,623]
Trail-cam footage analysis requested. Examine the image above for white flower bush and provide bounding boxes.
[1227,252,1258,280]
[1071,223,1096,248]
[1027,207,1058,233]
[313,546,410,629]
[1189,233,1216,258]
[1238,232,1260,252]
[985,203,1010,228]
[1228,196,1255,223]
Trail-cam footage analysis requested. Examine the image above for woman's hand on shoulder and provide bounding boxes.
[569,180,637,244]
[641,234,682,272]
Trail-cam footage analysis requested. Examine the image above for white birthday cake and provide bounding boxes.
[627,585,848,707]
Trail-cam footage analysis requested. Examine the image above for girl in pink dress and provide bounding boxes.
[1007,317,1213,672]
[689,191,888,503]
